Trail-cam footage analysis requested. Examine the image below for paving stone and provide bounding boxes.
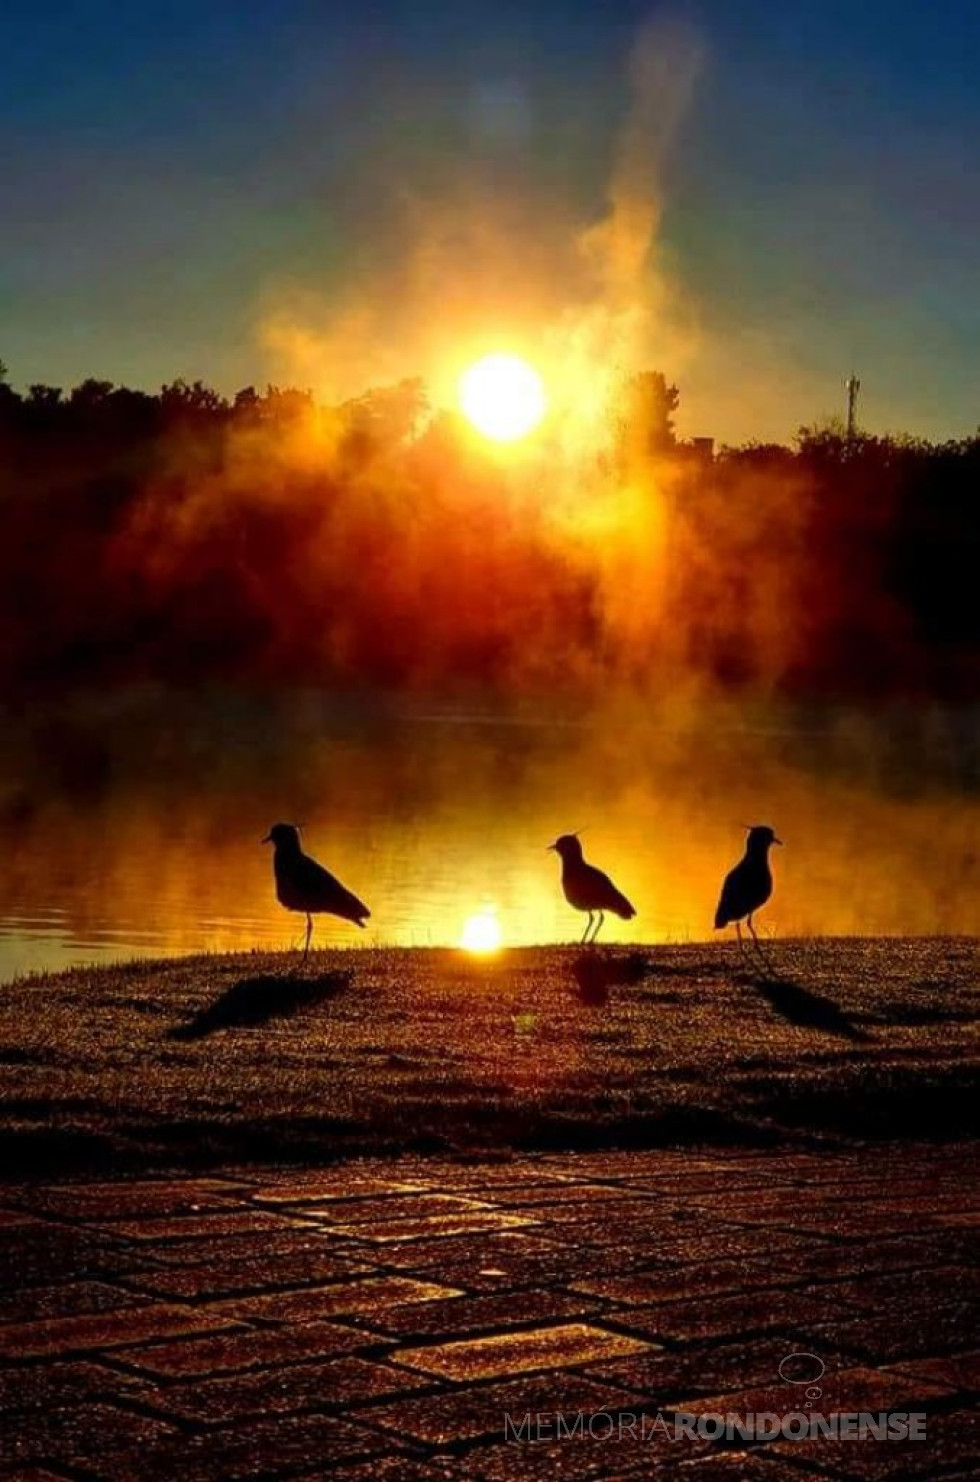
[133,1227,365,1268]
[0,1209,43,1230]
[571,1257,800,1306]
[374,1288,602,1340]
[0,1360,145,1413]
[143,1413,410,1481]
[0,1467,78,1481]
[584,1335,861,1403]
[138,1354,430,1423]
[0,1228,128,1287]
[612,1283,869,1345]
[767,1404,980,1479]
[487,1183,662,1209]
[316,1211,537,1243]
[676,1456,811,1479]
[295,1193,497,1224]
[218,1276,465,1323]
[0,1302,244,1359]
[247,1173,430,1204]
[93,1209,311,1242]
[367,1371,644,1445]
[369,1232,620,1289]
[802,1300,980,1364]
[0,1402,178,1472]
[883,1348,980,1395]
[7,1180,243,1221]
[392,1322,654,1381]
[120,1246,373,1299]
[111,1320,377,1377]
[395,1426,708,1480]
[0,1281,149,1326]
[324,1459,462,1482]
[672,1362,953,1419]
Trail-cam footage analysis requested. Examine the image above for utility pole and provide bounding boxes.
[845,374,860,441]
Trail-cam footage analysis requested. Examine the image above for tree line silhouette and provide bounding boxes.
[0,359,975,699]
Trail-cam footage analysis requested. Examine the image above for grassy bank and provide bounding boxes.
[0,940,977,1174]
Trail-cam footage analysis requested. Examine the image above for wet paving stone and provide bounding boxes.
[392,1322,655,1382]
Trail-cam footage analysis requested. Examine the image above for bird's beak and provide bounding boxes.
[260,833,271,844]
[546,843,556,852]
[773,836,784,846]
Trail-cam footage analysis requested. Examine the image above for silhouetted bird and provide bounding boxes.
[715,824,781,967]
[262,823,370,960]
[549,833,636,945]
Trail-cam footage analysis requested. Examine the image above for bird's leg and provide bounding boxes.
[303,913,313,964]
[746,914,774,977]
[735,920,751,970]
[592,911,605,946]
[581,913,594,946]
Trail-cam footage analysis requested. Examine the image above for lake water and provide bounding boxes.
[0,690,976,982]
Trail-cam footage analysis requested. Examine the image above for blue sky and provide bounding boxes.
[2,0,978,442]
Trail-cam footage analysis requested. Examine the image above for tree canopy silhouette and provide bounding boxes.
[0,361,975,700]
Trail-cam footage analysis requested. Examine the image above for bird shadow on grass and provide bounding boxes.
[170,971,351,1042]
[746,972,872,1043]
[571,952,652,1007]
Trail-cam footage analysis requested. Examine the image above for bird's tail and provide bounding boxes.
[611,890,636,920]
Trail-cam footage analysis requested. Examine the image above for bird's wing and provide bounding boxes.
[299,856,371,923]
[715,864,741,928]
[714,859,770,927]
[586,865,636,919]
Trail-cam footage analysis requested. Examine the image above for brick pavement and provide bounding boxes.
[0,1145,978,1480]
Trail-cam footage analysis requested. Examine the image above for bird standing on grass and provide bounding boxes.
[262,823,370,961]
[549,833,636,945]
[715,825,781,969]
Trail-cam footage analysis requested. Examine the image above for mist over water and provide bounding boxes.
[0,690,976,982]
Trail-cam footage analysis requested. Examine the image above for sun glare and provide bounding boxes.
[459,353,546,442]
[460,907,503,954]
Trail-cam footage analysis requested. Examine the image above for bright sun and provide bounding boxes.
[459,353,546,443]
[460,908,503,954]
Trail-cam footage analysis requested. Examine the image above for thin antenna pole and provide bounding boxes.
[845,374,860,441]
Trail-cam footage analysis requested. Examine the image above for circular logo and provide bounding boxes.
[779,1352,826,1387]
